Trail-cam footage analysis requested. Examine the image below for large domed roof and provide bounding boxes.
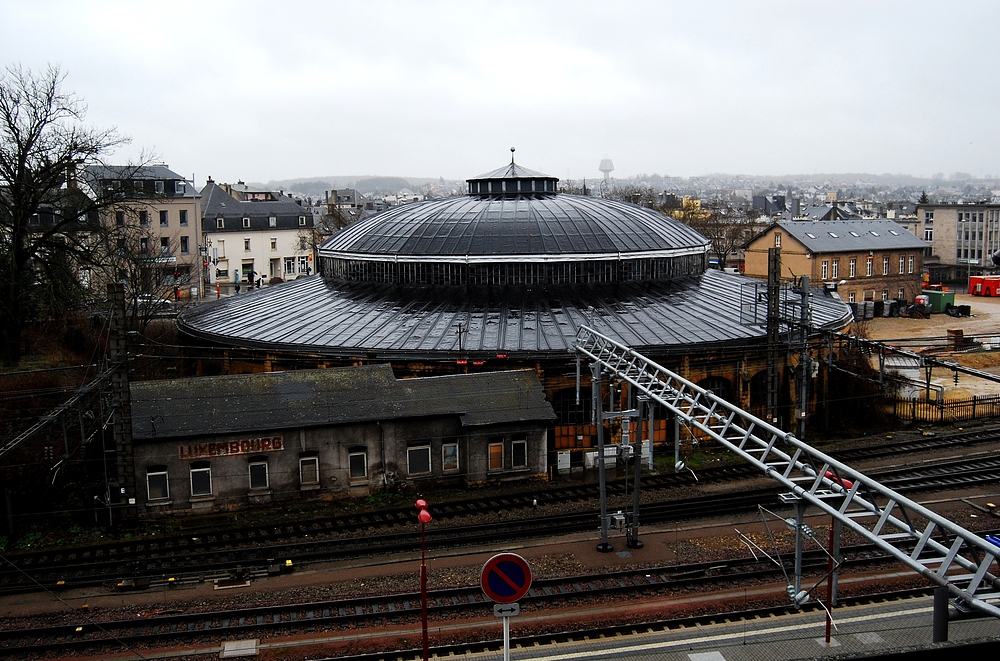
[320,160,708,263]
[321,195,709,260]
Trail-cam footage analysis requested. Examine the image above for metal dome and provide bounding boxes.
[318,161,710,287]
[320,195,709,261]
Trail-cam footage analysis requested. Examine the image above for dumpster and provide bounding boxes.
[921,289,955,314]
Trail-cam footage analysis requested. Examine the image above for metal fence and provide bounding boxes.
[891,394,1000,424]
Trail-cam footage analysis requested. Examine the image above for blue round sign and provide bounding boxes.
[481,553,532,603]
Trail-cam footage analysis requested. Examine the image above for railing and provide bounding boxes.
[891,394,1000,424]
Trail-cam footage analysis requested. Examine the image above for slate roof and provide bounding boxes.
[130,365,555,440]
[320,194,711,260]
[771,220,927,253]
[201,182,311,228]
[177,269,854,357]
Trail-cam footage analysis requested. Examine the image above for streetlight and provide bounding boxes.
[415,499,432,661]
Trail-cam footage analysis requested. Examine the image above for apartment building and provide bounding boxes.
[201,179,315,289]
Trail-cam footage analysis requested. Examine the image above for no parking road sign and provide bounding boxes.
[481,553,532,604]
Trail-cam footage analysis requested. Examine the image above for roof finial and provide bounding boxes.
[510,147,515,165]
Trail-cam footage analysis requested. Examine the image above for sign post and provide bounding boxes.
[481,553,532,661]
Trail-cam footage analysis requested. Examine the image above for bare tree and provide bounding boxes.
[682,202,759,268]
[0,65,139,366]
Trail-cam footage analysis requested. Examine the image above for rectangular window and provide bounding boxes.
[488,439,504,471]
[159,210,168,226]
[160,237,169,255]
[882,257,889,275]
[298,256,309,273]
[190,464,212,496]
[832,260,839,278]
[147,469,169,500]
[349,450,367,479]
[866,257,873,277]
[115,210,125,226]
[180,236,189,254]
[848,292,856,303]
[134,180,143,192]
[849,258,856,278]
[269,216,277,227]
[882,290,889,300]
[243,217,251,228]
[899,256,905,274]
[179,209,188,226]
[140,237,149,253]
[155,180,164,194]
[244,238,251,251]
[907,255,914,274]
[217,218,225,229]
[300,456,319,485]
[175,181,186,194]
[442,442,459,472]
[284,258,295,275]
[512,439,527,468]
[821,260,828,279]
[299,216,307,226]
[898,288,905,299]
[270,238,277,251]
[249,461,269,490]
[774,233,781,248]
[407,445,431,475]
[139,210,149,226]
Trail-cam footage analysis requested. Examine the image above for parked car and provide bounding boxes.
[133,294,173,312]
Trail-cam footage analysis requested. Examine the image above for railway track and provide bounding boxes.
[0,534,969,659]
[1,427,999,596]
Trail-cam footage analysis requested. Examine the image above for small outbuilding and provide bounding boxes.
[129,365,555,515]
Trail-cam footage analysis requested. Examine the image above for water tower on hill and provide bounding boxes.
[599,158,614,197]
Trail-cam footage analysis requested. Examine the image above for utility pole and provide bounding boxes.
[766,247,781,426]
[107,283,137,522]
[793,276,811,440]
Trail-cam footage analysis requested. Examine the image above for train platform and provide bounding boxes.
[465,593,1000,660]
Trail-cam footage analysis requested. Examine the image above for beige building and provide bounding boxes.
[85,164,202,298]
[745,220,927,304]
[916,203,1000,282]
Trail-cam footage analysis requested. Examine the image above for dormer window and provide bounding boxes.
[175,181,186,194]
[155,181,164,194]
[243,217,251,228]
[216,217,225,229]
[269,216,276,228]
[134,180,143,192]
[299,216,306,226]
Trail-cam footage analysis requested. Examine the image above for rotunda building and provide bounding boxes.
[179,160,853,454]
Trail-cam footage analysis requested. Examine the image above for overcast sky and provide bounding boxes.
[2,1,996,186]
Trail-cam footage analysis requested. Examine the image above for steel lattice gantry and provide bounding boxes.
[574,325,1000,619]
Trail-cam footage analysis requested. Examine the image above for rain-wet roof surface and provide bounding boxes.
[320,194,710,259]
[178,269,853,357]
[130,365,555,440]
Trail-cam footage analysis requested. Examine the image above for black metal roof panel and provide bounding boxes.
[130,365,555,440]
[470,163,553,180]
[178,269,853,357]
[319,194,711,260]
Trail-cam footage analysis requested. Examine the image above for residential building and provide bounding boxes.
[85,164,201,296]
[201,179,315,288]
[744,220,927,304]
[916,203,1000,282]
